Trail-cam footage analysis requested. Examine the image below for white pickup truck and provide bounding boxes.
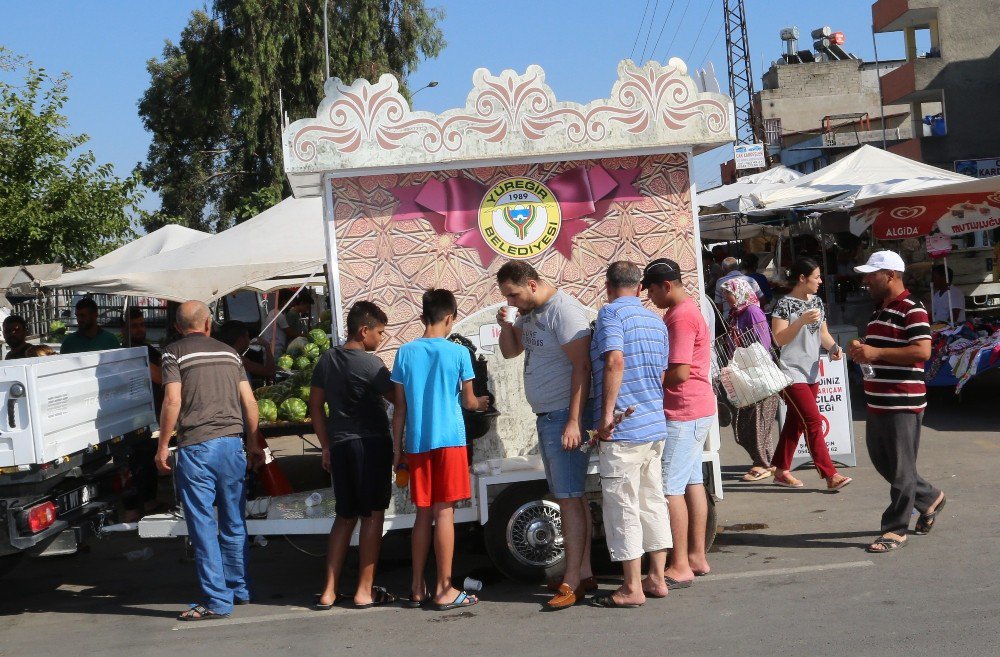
[0,347,156,575]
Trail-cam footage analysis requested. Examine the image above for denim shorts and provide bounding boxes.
[536,401,594,499]
[661,416,712,496]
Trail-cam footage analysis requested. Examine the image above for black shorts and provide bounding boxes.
[329,437,393,518]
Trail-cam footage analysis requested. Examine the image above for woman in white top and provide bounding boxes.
[770,258,852,491]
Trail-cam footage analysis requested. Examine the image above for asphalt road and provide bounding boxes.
[2,383,998,657]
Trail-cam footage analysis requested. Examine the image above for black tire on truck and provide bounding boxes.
[484,482,566,583]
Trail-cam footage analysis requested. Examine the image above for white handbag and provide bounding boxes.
[718,341,792,408]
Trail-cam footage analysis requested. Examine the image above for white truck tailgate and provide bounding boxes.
[0,347,155,468]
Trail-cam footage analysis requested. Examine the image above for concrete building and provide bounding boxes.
[873,0,1000,172]
[756,30,917,174]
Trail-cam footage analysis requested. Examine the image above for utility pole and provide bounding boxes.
[723,0,762,146]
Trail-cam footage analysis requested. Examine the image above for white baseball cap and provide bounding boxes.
[854,250,905,273]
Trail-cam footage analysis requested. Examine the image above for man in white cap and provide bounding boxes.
[848,250,945,554]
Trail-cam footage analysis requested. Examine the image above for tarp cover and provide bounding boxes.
[87,224,210,269]
[44,197,324,302]
[748,145,973,213]
[697,165,802,215]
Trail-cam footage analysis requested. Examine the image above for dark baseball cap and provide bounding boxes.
[640,258,682,288]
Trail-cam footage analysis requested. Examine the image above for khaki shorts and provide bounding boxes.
[598,440,672,562]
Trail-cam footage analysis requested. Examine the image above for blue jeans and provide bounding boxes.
[536,400,594,499]
[176,436,249,615]
[661,417,712,496]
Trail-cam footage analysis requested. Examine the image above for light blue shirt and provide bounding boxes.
[391,338,475,454]
[590,297,669,443]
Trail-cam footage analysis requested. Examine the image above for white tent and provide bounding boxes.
[87,224,209,269]
[697,165,802,215]
[44,196,325,302]
[747,145,973,214]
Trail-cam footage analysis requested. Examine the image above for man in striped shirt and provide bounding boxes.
[155,301,265,620]
[850,251,945,554]
[589,262,673,608]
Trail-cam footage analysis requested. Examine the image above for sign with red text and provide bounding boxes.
[778,355,857,469]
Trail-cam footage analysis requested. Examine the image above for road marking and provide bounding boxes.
[703,560,874,581]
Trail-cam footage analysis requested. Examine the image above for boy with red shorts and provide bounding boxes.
[391,289,489,610]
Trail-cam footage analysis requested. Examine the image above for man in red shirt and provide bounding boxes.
[849,251,945,553]
[643,258,715,587]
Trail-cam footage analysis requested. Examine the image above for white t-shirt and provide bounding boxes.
[261,309,290,355]
[931,287,965,323]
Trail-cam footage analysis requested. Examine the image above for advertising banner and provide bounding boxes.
[779,355,857,469]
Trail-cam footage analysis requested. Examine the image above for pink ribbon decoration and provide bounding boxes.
[390,166,641,266]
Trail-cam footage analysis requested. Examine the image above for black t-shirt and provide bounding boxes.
[311,346,392,444]
[139,342,164,415]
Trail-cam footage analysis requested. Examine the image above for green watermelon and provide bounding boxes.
[278,397,308,422]
[257,399,278,423]
[296,385,311,402]
[303,342,321,359]
[286,336,308,357]
[324,402,329,417]
[276,354,294,370]
[294,356,311,371]
[308,328,329,345]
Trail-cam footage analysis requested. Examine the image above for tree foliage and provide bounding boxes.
[0,47,141,268]
[138,0,445,232]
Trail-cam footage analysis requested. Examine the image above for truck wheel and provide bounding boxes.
[705,490,718,552]
[484,482,565,583]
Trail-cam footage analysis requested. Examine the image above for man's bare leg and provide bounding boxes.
[641,549,669,597]
[607,557,646,605]
[353,511,384,605]
[410,507,433,602]
[557,497,587,589]
[685,484,710,576]
[318,516,358,606]
[663,494,694,581]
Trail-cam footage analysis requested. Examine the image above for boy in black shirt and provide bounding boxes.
[309,301,397,608]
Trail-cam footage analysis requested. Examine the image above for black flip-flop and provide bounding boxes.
[402,590,429,609]
[313,593,347,610]
[429,590,478,611]
[591,593,643,609]
[664,576,693,590]
[177,604,229,621]
[352,585,397,609]
[914,496,946,535]
[866,536,907,553]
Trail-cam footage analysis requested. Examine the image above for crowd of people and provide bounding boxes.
[1,250,946,621]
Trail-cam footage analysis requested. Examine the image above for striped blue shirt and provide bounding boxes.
[590,297,669,443]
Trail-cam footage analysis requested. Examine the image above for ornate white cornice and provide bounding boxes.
[283,59,734,196]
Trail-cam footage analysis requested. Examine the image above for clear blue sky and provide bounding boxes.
[2,0,908,214]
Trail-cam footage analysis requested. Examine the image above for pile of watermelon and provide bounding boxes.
[253,326,331,423]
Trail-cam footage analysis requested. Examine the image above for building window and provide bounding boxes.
[764,118,782,149]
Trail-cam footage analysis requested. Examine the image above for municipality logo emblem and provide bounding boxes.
[479,178,561,259]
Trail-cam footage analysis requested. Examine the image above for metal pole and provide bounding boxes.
[871,25,888,149]
[323,0,331,82]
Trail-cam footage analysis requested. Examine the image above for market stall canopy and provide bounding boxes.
[699,212,783,241]
[87,224,209,269]
[747,145,972,214]
[1,264,63,296]
[848,175,1000,239]
[43,197,324,303]
[697,165,801,215]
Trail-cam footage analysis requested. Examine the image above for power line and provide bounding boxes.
[662,0,693,61]
[699,24,725,67]
[643,0,679,63]
[685,0,718,63]
[638,0,662,64]
[629,0,654,61]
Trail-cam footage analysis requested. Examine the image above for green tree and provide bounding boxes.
[0,47,141,268]
[138,0,445,232]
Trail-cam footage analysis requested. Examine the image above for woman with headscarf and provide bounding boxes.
[721,277,779,481]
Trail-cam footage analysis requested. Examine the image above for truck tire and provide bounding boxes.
[484,482,565,583]
[705,490,718,552]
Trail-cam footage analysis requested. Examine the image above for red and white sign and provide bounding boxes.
[779,355,857,470]
[851,191,1000,239]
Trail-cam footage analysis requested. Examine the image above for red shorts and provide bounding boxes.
[407,446,471,508]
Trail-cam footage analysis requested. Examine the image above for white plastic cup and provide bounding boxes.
[462,577,483,593]
[253,535,269,548]
[503,306,518,324]
[305,492,322,507]
[487,458,502,476]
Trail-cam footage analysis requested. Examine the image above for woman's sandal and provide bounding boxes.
[177,604,228,621]
[914,496,946,535]
[866,536,907,553]
[826,475,853,492]
[742,469,773,482]
[773,474,804,488]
